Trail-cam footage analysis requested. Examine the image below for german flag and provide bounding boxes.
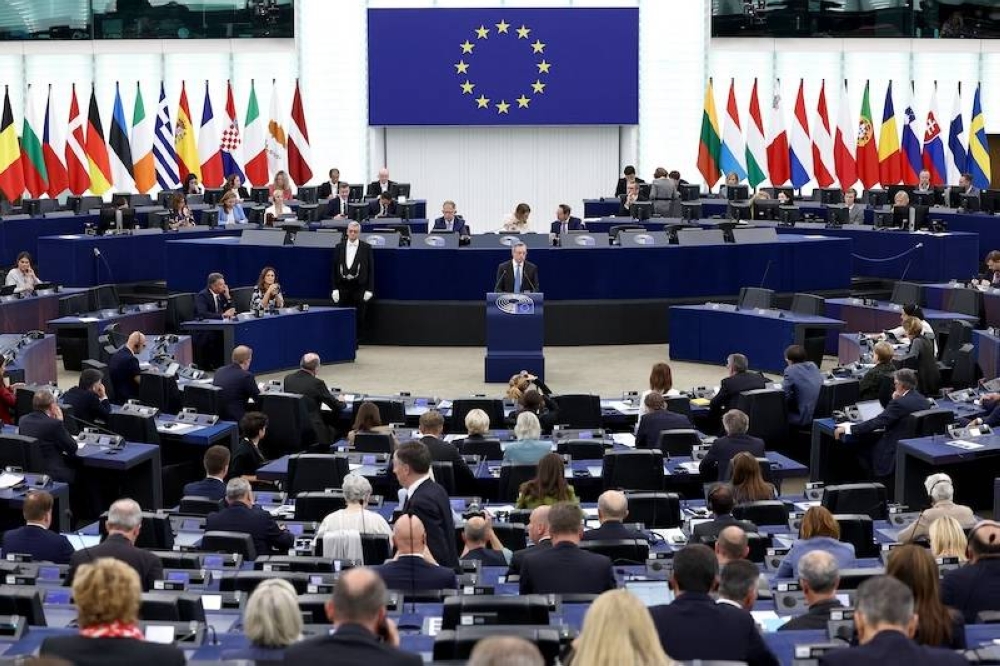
[0,86,24,203]
[85,86,112,195]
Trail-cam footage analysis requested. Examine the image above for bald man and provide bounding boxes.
[108,331,146,404]
[212,345,260,423]
[283,352,345,445]
[508,505,551,576]
[366,167,398,199]
[374,515,457,592]
[460,514,509,566]
[582,490,646,542]
[715,525,750,565]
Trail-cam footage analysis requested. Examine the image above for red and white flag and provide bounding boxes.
[811,80,835,188]
[287,80,313,186]
[64,83,90,195]
[833,79,857,190]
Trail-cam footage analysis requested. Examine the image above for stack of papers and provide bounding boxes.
[607,401,641,414]
[678,461,701,474]
[946,439,984,451]
[612,433,636,448]
[0,472,24,489]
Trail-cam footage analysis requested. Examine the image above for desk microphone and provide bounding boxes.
[898,243,924,284]
[493,267,507,293]
[92,248,122,307]
[759,259,773,289]
[523,270,537,293]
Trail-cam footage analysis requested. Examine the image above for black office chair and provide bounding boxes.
[745,532,774,563]
[182,383,222,415]
[431,461,456,494]
[608,224,645,242]
[947,288,981,319]
[286,454,350,495]
[219,570,309,593]
[665,396,692,419]
[903,409,954,439]
[551,394,602,429]
[822,483,889,521]
[579,539,649,564]
[556,439,605,459]
[107,411,160,445]
[201,531,258,561]
[498,464,538,501]
[258,392,313,456]
[294,492,347,522]
[0,434,39,472]
[452,399,506,431]
[89,284,119,311]
[165,293,196,334]
[140,592,206,623]
[99,512,173,549]
[738,287,774,310]
[352,432,394,453]
[733,500,790,526]
[229,286,254,313]
[939,319,974,366]
[890,281,922,307]
[441,595,550,631]
[360,399,406,424]
[829,379,861,415]
[949,344,976,389]
[625,491,682,528]
[178,496,224,516]
[297,593,331,623]
[655,429,700,456]
[14,387,38,424]
[601,449,664,491]
[138,372,180,414]
[790,293,825,316]
[459,438,503,460]
[734,389,789,450]
[834,514,879,558]
[434,626,562,665]
[360,534,392,565]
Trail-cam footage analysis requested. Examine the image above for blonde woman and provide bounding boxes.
[500,202,531,232]
[222,578,302,660]
[929,515,969,563]
[567,589,675,666]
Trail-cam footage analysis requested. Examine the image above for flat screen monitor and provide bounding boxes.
[910,191,936,207]
[768,186,794,202]
[864,189,888,208]
[250,187,270,204]
[395,183,411,199]
[348,185,364,202]
[753,199,778,220]
[680,202,702,221]
[726,184,749,201]
[818,188,843,205]
[892,205,911,229]
[825,205,848,226]
[960,194,981,212]
[678,184,701,201]
[630,201,652,221]
[297,186,318,204]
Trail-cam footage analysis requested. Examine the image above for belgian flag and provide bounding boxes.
[0,86,24,203]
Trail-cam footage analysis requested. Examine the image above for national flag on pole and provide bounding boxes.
[968,83,991,190]
[855,81,879,190]
[175,81,200,182]
[833,80,857,190]
[696,79,722,187]
[877,81,901,186]
[766,81,790,187]
[243,80,267,186]
[745,78,767,190]
[266,81,288,180]
[85,85,113,196]
[287,79,313,187]
[922,84,947,186]
[719,79,746,182]
[789,79,813,189]
[811,80,835,188]
[0,87,24,202]
[43,85,68,198]
[900,83,922,186]
[198,81,224,187]
[131,83,155,194]
[220,81,245,184]
[153,82,179,191]
[65,84,90,195]
[947,84,967,186]
[109,82,135,192]
[21,85,48,198]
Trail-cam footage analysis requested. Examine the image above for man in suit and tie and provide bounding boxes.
[365,168,398,199]
[820,576,967,666]
[618,180,646,217]
[1,491,74,564]
[332,221,375,344]
[212,345,260,423]
[494,241,539,293]
[367,191,396,219]
[699,409,765,481]
[194,272,235,369]
[282,567,421,666]
[782,344,823,428]
[316,167,342,200]
[582,490,645,542]
[392,440,459,570]
[374,514,458,591]
[60,368,112,425]
[507,505,551,576]
[518,502,617,595]
[325,182,353,219]
[915,169,933,193]
[431,200,470,239]
[692,484,757,542]
[417,410,476,495]
[834,369,932,483]
[205,478,294,559]
[708,353,767,425]
[181,445,230,501]
[635,392,693,449]
[68,498,163,591]
[18,390,79,484]
[959,172,982,199]
[283,352,346,446]
[941,520,1000,623]
[108,331,145,404]
[980,249,1000,288]
[844,188,865,224]
[651,544,778,666]
[548,203,584,245]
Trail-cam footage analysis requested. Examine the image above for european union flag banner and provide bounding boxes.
[368,8,638,126]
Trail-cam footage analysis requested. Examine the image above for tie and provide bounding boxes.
[514,264,522,292]
[213,294,219,311]
[562,222,568,235]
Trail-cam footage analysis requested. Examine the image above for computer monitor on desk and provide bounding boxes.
[679,183,701,201]
[726,185,749,201]
[911,190,937,207]
[864,189,888,208]
[817,188,843,205]
[630,201,652,221]
[753,199,778,221]
[825,205,848,227]
[960,194,981,212]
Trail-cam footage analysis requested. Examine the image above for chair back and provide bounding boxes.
[941,319,974,365]
[498,464,538,501]
[579,539,649,564]
[665,396,692,418]
[178,496,224,515]
[452,399,506,431]
[625,491,682,528]
[950,344,976,389]
[258,392,313,456]
[790,293,825,315]
[360,533,392,565]
[229,286,254,313]
[182,383,222,415]
[738,287,774,310]
[555,439,605,459]
[601,449,664,491]
[165,293,196,334]
[201,530,258,561]
[353,432,394,453]
[551,394,602,429]
[321,530,364,562]
[822,483,889,520]
[890,281,922,306]
[834,514,879,558]
[286,454,350,495]
[460,438,503,460]
[733,500,789,526]
[138,372,179,413]
[655,429,699,456]
[294,491,347,522]
[107,411,160,445]
[734,389,788,449]
[432,461,456,494]
[0,434,38,472]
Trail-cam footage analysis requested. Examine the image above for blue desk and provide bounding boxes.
[897,432,1000,511]
[47,305,166,369]
[974,330,1000,380]
[76,440,163,509]
[0,333,57,385]
[824,298,977,355]
[669,305,844,373]
[181,307,355,374]
[0,474,70,532]
[0,288,88,334]
[0,215,90,266]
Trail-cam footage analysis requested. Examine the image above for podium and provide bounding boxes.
[485,291,545,382]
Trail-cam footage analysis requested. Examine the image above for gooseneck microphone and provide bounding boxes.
[759,259,773,289]
[494,267,507,293]
[92,248,122,308]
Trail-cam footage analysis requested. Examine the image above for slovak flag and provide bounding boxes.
[922,84,947,186]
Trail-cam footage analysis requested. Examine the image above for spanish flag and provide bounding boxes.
[0,86,24,203]
[175,81,200,182]
[85,86,112,195]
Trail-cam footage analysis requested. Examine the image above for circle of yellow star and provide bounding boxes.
[516,25,530,39]
[475,25,489,39]
[460,40,475,54]
[475,95,490,109]
[516,95,531,108]
[495,20,510,34]
[460,80,475,94]
[531,40,546,54]
[454,60,469,74]
[496,100,510,114]
[531,79,546,94]
[536,60,551,74]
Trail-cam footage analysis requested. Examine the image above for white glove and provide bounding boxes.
[363,291,373,302]
[331,290,340,303]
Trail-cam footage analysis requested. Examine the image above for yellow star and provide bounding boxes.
[531,39,545,54]
[516,95,531,108]
[495,20,510,34]
[460,40,475,54]
[475,95,490,109]
[496,100,510,114]
[516,25,530,39]
[454,60,469,74]
[460,80,475,94]
[531,79,546,94]
[536,60,551,74]
[475,25,489,39]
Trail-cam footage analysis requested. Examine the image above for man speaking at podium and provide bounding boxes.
[495,242,539,293]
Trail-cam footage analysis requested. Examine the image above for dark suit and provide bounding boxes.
[366,180,399,199]
[420,435,476,495]
[374,555,458,592]
[708,371,768,421]
[900,335,940,397]
[367,200,397,219]
[507,538,551,576]
[41,635,185,666]
[941,557,1000,623]
[332,239,375,340]
[108,346,140,404]
[783,361,824,427]
[1,524,74,564]
[193,287,233,369]
[615,176,645,197]
[635,409,693,449]
[17,410,78,483]
[60,386,112,425]
[284,369,345,444]
[462,546,507,566]
[549,216,584,236]
[778,598,844,631]
[851,389,932,477]
[403,478,459,570]
[317,180,342,200]
[618,192,648,217]
[518,541,616,595]
[818,628,967,666]
[582,520,645,542]
[651,592,778,666]
[494,260,540,293]
[68,533,163,591]
[325,195,351,218]
[692,514,758,541]
[212,362,259,423]
[228,437,267,479]
[282,623,422,666]
[205,502,293,558]
[194,287,232,320]
[699,433,766,481]
[432,215,470,236]
[181,477,226,501]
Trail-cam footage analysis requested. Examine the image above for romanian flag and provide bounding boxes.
[877,82,901,186]
[85,86,112,195]
[855,81,879,190]
[175,81,200,182]
[696,79,722,187]
[0,86,24,203]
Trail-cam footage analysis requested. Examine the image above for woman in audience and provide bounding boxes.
[347,401,394,446]
[184,172,204,195]
[264,188,291,225]
[859,341,896,401]
[503,412,550,465]
[897,473,976,544]
[730,451,776,504]
[39,558,185,665]
[456,408,491,449]
[515,452,577,510]
[639,361,681,414]
[217,189,247,224]
[566,589,675,666]
[775,506,856,579]
[314,473,392,544]
[269,170,294,199]
[223,173,250,201]
[166,193,195,230]
[886,544,966,649]
[506,370,553,403]
[885,305,932,340]
[500,202,531,232]
[6,251,42,294]
[222,579,302,661]
[901,315,940,396]
[229,411,271,484]
[929,515,969,563]
[518,389,560,435]
[250,266,285,312]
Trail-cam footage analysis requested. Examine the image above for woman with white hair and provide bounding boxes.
[314,473,392,543]
[897,473,976,543]
[221,578,302,661]
[502,411,551,465]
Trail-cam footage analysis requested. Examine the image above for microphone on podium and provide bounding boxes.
[494,267,507,292]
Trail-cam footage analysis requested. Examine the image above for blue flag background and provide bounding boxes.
[368,8,639,126]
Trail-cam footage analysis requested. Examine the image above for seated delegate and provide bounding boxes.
[249,266,285,311]
[515,453,578,509]
[217,189,247,224]
[6,251,42,294]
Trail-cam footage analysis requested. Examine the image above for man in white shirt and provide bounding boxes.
[318,167,341,200]
[365,168,397,199]
[331,221,374,344]
[326,182,352,219]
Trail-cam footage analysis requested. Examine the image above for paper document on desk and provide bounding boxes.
[678,461,701,473]
[947,439,984,451]
[0,472,23,489]
[78,317,99,323]
[608,401,640,415]
[156,422,198,435]
[437,399,453,410]
[612,433,636,448]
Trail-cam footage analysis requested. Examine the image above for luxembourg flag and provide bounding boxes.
[789,79,813,189]
[900,83,922,186]
[719,79,747,182]
[921,83,947,186]
[811,80,835,188]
